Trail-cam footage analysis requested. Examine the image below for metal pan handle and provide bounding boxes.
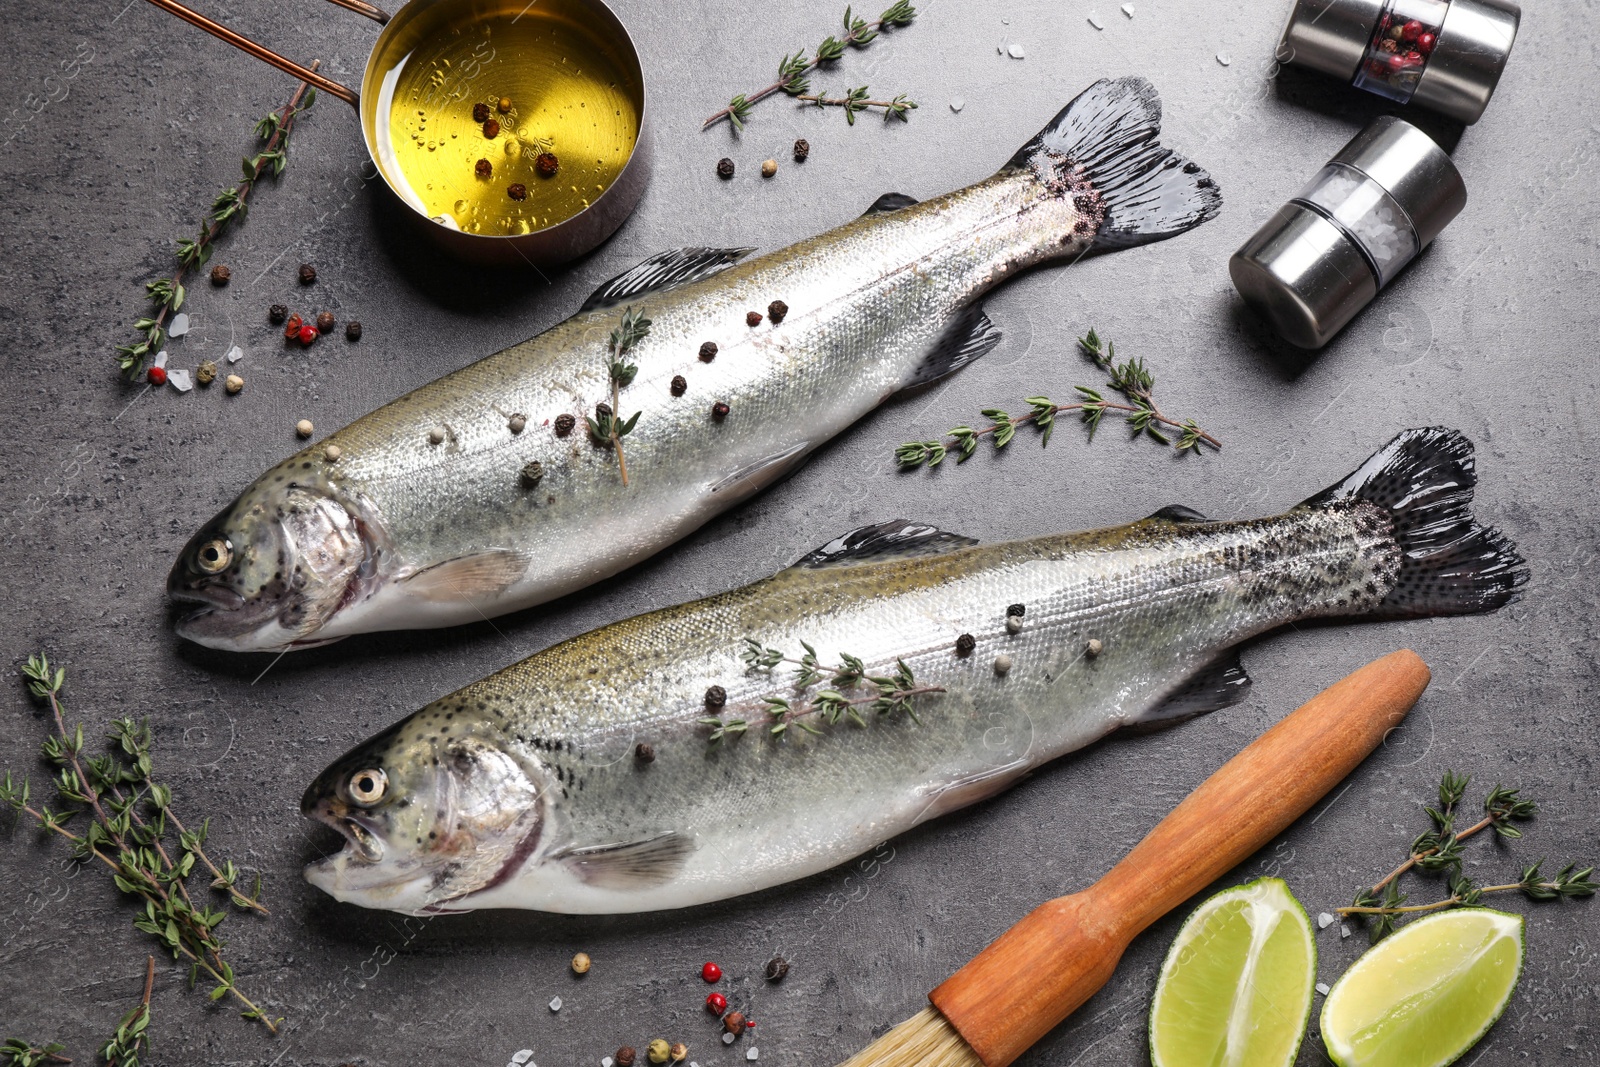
[138,0,382,108]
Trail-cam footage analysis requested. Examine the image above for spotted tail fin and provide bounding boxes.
[1299,428,1528,616]
[1008,76,1222,251]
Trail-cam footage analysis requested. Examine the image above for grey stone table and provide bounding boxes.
[1,0,1595,1063]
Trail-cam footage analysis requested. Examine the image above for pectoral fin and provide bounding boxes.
[707,442,811,501]
[1126,651,1252,734]
[913,759,1032,824]
[398,550,527,602]
[553,831,695,890]
[901,303,1002,390]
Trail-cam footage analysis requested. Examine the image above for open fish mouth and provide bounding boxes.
[316,812,386,864]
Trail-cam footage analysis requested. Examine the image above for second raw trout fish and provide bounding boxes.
[168,77,1221,652]
[300,429,1524,915]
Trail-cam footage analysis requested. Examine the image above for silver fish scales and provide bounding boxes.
[300,429,1525,914]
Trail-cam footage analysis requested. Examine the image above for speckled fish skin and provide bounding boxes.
[300,429,1526,914]
[167,78,1222,652]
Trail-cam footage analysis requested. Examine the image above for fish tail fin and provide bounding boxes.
[1299,428,1528,617]
[1007,76,1222,252]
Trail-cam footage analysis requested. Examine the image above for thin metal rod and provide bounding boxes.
[139,0,361,108]
[321,0,391,24]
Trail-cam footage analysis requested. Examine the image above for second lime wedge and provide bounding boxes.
[1150,876,1317,1067]
[1321,907,1524,1067]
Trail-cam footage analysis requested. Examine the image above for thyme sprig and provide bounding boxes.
[895,329,1219,469]
[587,306,651,486]
[2,655,278,1032]
[1337,770,1590,941]
[703,3,917,131]
[3,956,154,1067]
[700,639,942,741]
[115,69,319,379]
[795,87,917,124]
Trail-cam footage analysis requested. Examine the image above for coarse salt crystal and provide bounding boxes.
[514,1052,533,1065]
[1318,912,1334,929]
[169,312,191,337]
[1217,53,1231,66]
[746,1050,759,1062]
[949,98,965,112]
[168,368,193,393]
[153,350,169,370]
[723,1034,736,1046]
[1316,982,1331,996]
[549,996,562,1012]
[1341,924,1351,938]
[602,1059,613,1067]
[1121,3,1134,15]
[225,344,244,363]
[1007,43,1026,58]
[1088,14,1104,28]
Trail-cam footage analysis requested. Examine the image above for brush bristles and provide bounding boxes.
[836,1007,983,1067]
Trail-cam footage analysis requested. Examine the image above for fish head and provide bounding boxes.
[169,472,377,652]
[300,713,549,913]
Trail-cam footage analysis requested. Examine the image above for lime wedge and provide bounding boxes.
[1321,907,1524,1067]
[1150,876,1316,1067]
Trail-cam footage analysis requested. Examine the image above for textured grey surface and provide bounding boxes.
[0,0,1595,1064]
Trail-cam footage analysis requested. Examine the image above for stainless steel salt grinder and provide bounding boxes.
[1229,117,1465,349]
[1277,0,1519,124]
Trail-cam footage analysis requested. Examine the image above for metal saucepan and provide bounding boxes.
[143,0,650,266]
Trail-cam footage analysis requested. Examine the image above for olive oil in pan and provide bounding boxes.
[377,5,641,236]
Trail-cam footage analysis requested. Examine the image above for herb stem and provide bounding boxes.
[116,65,319,378]
[702,3,917,130]
[1368,812,1497,895]
[610,376,630,487]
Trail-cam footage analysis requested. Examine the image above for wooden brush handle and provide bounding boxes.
[929,649,1430,1067]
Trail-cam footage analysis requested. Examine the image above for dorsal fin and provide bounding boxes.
[1147,504,1210,523]
[579,247,756,311]
[901,303,1003,390]
[795,519,978,568]
[861,192,920,217]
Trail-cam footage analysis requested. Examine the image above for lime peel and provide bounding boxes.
[1321,907,1525,1067]
[1150,876,1316,1067]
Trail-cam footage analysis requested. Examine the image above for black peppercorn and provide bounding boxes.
[634,742,655,763]
[482,118,501,139]
[269,304,288,324]
[955,633,976,656]
[520,460,544,487]
[475,157,492,178]
[765,956,790,981]
[595,401,613,419]
[767,299,788,324]
[793,138,810,162]
[508,183,528,201]
[345,321,362,341]
[316,311,336,333]
[704,685,727,709]
[554,413,576,437]
[298,263,317,285]
[698,341,718,362]
[745,311,763,327]
[712,401,730,421]
[210,264,231,286]
[536,152,559,177]
[1006,603,1026,617]
[671,374,687,396]
[716,157,735,179]
[617,1049,637,1067]
[473,102,491,123]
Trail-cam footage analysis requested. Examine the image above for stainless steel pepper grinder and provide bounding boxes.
[1277,0,1519,124]
[1229,116,1466,349]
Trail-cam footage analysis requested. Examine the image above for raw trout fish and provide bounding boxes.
[169,77,1221,652]
[302,429,1526,915]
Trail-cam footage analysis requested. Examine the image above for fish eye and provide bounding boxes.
[347,768,388,806]
[194,538,233,574]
